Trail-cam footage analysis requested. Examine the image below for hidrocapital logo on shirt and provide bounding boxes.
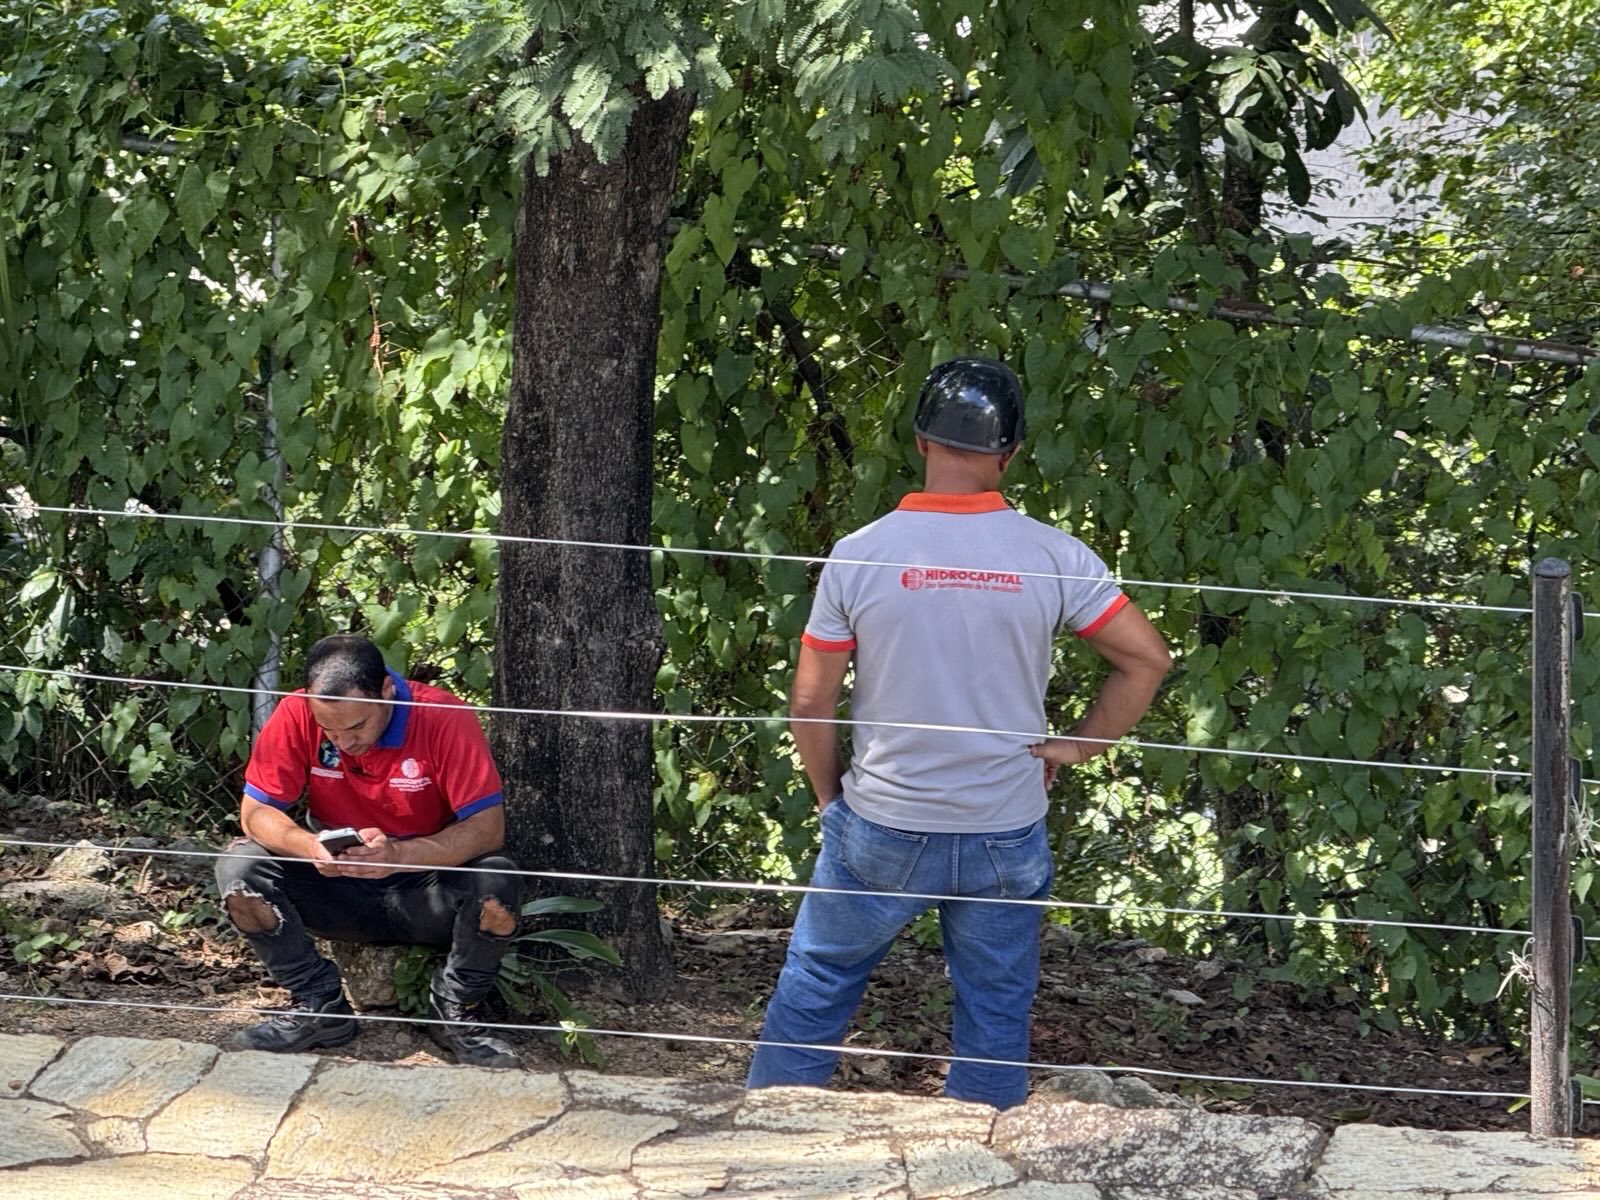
[389,758,434,792]
[900,567,1024,593]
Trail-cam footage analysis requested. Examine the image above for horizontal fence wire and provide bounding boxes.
[2,504,1588,1098]
[2,663,1569,785]
[0,502,1548,617]
[0,992,1529,1102]
[0,837,1537,939]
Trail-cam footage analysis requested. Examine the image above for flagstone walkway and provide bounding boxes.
[1,1032,1596,1198]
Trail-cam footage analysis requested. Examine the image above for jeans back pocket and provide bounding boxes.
[840,808,929,892]
[983,821,1053,899]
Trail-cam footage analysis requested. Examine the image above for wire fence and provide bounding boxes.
[0,836,1540,939]
[0,661,1572,785]
[4,501,1583,820]
[0,501,1590,1125]
[0,991,1531,1103]
[0,501,1560,617]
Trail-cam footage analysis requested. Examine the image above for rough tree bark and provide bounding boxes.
[492,89,697,999]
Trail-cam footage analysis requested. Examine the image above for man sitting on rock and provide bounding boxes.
[217,634,523,1068]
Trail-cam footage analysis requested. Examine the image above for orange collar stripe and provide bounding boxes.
[896,492,1010,514]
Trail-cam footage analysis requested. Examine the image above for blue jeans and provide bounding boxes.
[747,798,1053,1109]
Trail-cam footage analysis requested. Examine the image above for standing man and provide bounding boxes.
[746,357,1170,1109]
[217,633,524,1068]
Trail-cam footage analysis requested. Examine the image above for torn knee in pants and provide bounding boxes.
[223,883,282,934]
[477,896,516,937]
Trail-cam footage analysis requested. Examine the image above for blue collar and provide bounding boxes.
[376,670,412,748]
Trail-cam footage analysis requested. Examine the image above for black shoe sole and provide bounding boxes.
[228,1020,359,1054]
[424,1026,521,1069]
[303,1021,360,1050]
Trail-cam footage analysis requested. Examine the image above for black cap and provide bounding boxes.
[912,357,1025,454]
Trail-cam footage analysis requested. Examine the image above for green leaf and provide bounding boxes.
[1282,147,1312,206]
[127,744,162,788]
[721,156,759,207]
[681,420,716,474]
[19,569,58,605]
[1345,709,1380,760]
[520,928,622,966]
[122,193,168,258]
[175,164,221,247]
[1223,117,1252,157]
[1217,63,1258,114]
[703,192,736,266]
[711,349,751,399]
[227,319,262,370]
[1298,0,1339,35]
[520,896,604,918]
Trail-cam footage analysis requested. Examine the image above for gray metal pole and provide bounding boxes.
[251,223,288,735]
[1530,557,1574,1137]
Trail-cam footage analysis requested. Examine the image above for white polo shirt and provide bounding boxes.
[802,491,1126,833]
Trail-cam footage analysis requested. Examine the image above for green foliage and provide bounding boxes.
[640,0,1600,1046]
[0,0,514,815]
[0,903,84,969]
[392,895,614,1065]
[466,0,949,170]
[4,0,1599,1054]
[1352,0,1599,343]
[159,897,221,931]
[392,945,440,1015]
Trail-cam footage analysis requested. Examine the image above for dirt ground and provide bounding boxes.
[0,800,1572,1135]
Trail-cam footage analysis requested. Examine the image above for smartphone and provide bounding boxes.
[317,827,364,855]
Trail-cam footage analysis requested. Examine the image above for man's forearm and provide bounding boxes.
[241,803,321,859]
[791,714,844,807]
[1069,664,1166,755]
[389,813,504,869]
[788,644,852,808]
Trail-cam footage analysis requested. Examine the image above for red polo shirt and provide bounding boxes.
[243,672,503,838]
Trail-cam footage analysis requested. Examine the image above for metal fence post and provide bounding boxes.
[251,220,288,735]
[1531,557,1574,1137]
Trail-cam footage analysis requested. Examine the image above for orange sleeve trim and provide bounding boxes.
[1076,592,1130,639]
[802,632,857,653]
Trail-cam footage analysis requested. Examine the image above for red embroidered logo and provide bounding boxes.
[900,568,1023,594]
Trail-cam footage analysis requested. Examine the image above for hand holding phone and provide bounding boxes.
[317,827,365,855]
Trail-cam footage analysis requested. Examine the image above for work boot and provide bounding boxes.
[228,992,357,1053]
[426,993,522,1069]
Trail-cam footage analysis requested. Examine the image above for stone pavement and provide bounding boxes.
[1,1032,1596,1199]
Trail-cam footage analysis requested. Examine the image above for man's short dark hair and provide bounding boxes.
[305,635,388,698]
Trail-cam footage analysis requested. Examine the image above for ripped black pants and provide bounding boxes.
[216,839,521,1009]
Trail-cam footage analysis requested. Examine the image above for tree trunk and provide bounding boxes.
[493,89,696,1000]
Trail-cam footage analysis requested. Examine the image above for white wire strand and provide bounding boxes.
[0,836,1535,939]
[0,512,1576,1108]
[1,662,1559,784]
[0,502,1542,617]
[0,992,1528,1101]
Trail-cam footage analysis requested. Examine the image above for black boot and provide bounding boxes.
[228,992,357,1053]
[425,992,522,1069]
